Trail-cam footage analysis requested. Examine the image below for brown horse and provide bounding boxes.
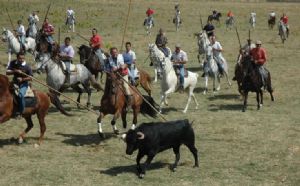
[97,72,158,138]
[78,45,152,96]
[239,55,274,112]
[0,74,69,146]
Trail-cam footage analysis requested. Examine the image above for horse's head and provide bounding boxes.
[35,52,51,72]
[195,32,209,54]
[1,28,8,42]
[78,45,92,64]
[240,54,254,78]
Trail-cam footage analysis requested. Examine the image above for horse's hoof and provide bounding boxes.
[131,125,136,130]
[182,110,187,114]
[98,132,105,139]
[203,91,207,95]
[34,143,40,148]
[114,129,119,135]
[242,109,246,112]
[18,137,24,144]
[195,106,199,110]
[138,173,145,179]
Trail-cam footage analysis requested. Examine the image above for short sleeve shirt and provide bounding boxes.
[90,34,102,49]
[171,50,188,68]
[122,50,136,65]
[107,54,125,72]
[16,25,25,36]
[60,44,75,58]
[7,60,33,82]
[212,41,223,58]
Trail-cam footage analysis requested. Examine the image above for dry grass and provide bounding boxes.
[0,0,299,185]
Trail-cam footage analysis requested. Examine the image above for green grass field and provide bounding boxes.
[0,0,299,185]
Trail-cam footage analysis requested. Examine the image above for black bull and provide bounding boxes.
[122,119,199,179]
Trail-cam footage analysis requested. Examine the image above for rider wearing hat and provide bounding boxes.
[155,28,169,57]
[250,40,267,87]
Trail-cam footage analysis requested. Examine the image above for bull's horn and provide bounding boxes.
[137,132,145,140]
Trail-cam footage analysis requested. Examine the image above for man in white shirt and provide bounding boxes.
[210,36,225,75]
[59,37,75,86]
[107,47,133,108]
[122,42,137,85]
[171,44,188,93]
[16,20,26,52]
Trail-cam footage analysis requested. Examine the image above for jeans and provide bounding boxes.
[159,47,170,57]
[18,82,29,113]
[46,35,54,44]
[257,65,267,86]
[64,61,71,73]
[175,66,184,87]
[214,56,224,74]
[95,49,104,66]
[127,64,135,84]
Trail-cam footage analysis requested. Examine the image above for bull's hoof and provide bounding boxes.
[98,131,105,139]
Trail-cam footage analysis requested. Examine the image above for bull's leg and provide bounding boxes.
[242,91,249,112]
[97,112,105,138]
[19,116,34,144]
[139,154,155,179]
[172,145,181,171]
[186,143,199,167]
[136,151,145,176]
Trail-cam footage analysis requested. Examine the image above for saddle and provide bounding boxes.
[13,84,37,108]
[60,61,77,72]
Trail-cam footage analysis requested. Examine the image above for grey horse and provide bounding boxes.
[35,52,103,107]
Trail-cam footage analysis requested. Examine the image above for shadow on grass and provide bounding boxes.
[186,66,201,72]
[208,104,243,112]
[99,161,168,176]
[0,138,17,147]
[208,94,240,101]
[55,132,115,146]
[194,87,206,93]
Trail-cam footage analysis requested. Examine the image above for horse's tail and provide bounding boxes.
[47,92,71,116]
[140,95,158,118]
[89,75,103,91]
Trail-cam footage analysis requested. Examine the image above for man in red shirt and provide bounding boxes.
[144,8,155,26]
[89,28,104,66]
[280,13,289,36]
[42,18,55,51]
[250,40,267,87]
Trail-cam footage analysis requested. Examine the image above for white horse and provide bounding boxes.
[35,52,102,107]
[149,46,171,83]
[278,20,287,43]
[2,28,36,63]
[149,44,199,113]
[249,13,256,28]
[225,17,234,30]
[144,17,154,35]
[194,31,210,64]
[203,45,231,94]
[66,14,75,32]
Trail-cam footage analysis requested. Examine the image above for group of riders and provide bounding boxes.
[5,4,290,118]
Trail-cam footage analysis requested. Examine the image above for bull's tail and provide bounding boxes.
[89,75,103,91]
[140,95,158,118]
[47,92,71,116]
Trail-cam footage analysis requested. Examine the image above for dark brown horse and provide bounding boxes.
[0,74,69,146]
[97,72,158,138]
[268,17,276,29]
[78,45,152,96]
[239,55,274,112]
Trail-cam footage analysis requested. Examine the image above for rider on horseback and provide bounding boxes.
[145,7,154,26]
[89,28,104,67]
[106,47,133,109]
[42,18,55,51]
[250,40,267,88]
[210,36,225,75]
[269,10,276,21]
[66,7,75,32]
[59,37,75,87]
[155,28,170,57]
[171,44,188,93]
[122,42,137,86]
[6,52,33,118]
[16,20,26,52]
[27,11,39,38]
[173,4,180,24]
[279,13,289,36]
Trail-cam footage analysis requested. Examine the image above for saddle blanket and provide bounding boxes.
[61,62,77,72]
[14,84,35,98]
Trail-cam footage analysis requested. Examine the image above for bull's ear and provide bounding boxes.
[119,133,127,142]
[137,132,145,140]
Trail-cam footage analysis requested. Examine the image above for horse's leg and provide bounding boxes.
[260,89,263,107]
[224,71,232,87]
[72,84,83,108]
[203,76,208,95]
[266,74,275,101]
[36,111,47,146]
[183,88,192,114]
[111,112,120,134]
[140,76,152,96]
[131,106,140,130]
[242,91,249,112]
[8,51,11,64]
[212,75,217,93]
[159,92,166,113]
[97,112,105,138]
[121,108,127,129]
[82,83,92,108]
[19,116,34,144]
[216,75,221,91]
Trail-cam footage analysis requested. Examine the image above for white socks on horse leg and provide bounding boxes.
[98,123,103,133]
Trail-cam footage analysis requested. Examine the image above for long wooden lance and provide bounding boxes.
[6,8,15,30]
[235,26,242,49]
[76,32,90,42]
[41,2,51,30]
[200,13,203,30]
